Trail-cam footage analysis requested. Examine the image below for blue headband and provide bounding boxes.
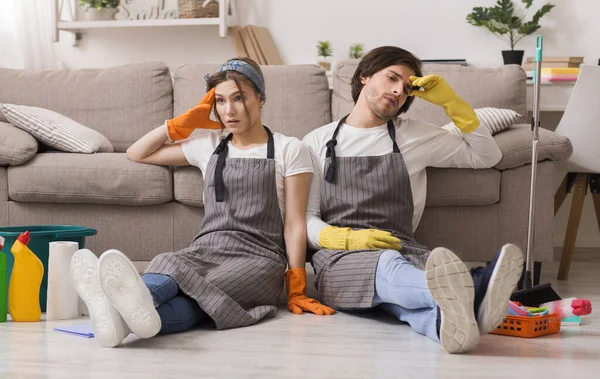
[204,60,266,100]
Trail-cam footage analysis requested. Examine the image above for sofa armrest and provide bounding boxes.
[493,124,573,170]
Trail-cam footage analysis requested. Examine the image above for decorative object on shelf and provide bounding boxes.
[316,40,333,71]
[466,0,554,65]
[349,43,364,59]
[124,0,177,20]
[79,0,130,21]
[229,26,283,65]
[178,0,219,19]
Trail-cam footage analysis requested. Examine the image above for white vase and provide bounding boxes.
[317,56,332,72]
[83,7,119,21]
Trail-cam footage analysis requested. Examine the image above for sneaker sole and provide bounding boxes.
[477,243,525,335]
[98,249,161,339]
[71,249,129,348]
[426,247,480,354]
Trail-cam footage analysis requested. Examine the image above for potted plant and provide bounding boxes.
[349,43,364,60]
[79,0,126,21]
[316,41,333,71]
[466,0,554,65]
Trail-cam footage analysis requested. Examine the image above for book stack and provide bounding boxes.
[524,56,583,82]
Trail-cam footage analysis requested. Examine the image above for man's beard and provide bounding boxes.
[368,96,397,121]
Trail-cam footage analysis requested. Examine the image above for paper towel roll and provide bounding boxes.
[46,242,80,320]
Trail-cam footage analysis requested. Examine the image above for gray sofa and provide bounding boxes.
[0,61,572,265]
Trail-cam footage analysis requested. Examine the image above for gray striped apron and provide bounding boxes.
[312,115,430,309]
[145,127,287,330]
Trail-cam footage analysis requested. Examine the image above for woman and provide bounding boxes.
[71,58,334,348]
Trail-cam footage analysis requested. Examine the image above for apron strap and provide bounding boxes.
[213,133,233,203]
[387,119,401,153]
[265,126,275,159]
[325,115,399,182]
[212,126,275,202]
[324,115,348,183]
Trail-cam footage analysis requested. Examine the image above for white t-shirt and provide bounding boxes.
[302,118,503,250]
[181,130,314,219]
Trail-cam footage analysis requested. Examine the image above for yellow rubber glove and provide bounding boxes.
[319,226,401,251]
[286,268,336,315]
[166,88,222,141]
[409,75,480,134]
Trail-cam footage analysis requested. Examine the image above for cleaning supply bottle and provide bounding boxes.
[541,298,592,318]
[8,231,44,322]
[0,236,7,322]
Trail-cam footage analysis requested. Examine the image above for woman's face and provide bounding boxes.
[214,79,263,134]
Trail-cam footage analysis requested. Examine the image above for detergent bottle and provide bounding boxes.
[0,236,7,322]
[8,231,44,322]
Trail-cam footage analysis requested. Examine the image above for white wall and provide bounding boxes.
[52,0,600,249]
[54,0,600,70]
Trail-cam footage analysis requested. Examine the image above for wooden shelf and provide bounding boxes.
[57,18,220,30]
[53,0,238,45]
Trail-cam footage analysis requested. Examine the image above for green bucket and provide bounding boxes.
[0,225,97,312]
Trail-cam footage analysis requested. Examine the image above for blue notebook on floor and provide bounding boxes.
[54,324,94,338]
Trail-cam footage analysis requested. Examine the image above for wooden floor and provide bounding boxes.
[1,249,599,378]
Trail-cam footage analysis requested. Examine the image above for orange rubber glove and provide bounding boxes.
[286,268,336,316]
[166,88,222,141]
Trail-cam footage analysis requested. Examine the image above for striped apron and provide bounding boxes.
[145,127,287,330]
[312,115,430,309]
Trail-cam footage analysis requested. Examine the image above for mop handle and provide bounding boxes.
[526,35,543,275]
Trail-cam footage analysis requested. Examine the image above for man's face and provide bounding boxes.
[360,65,416,121]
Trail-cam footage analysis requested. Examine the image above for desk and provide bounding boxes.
[526,80,575,112]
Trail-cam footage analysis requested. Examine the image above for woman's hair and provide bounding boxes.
[351,46,423,116]
[205,57,265,125]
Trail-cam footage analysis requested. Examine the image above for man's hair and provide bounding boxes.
[351,46,423,116]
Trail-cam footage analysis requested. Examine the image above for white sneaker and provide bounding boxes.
[476,244,525,335]
[98,249,161,339]
[71,249,130,348]
[426,247,480,354]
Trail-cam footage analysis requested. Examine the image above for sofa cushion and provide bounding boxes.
[0,167,7,201]
[0,63,173,152]
[332,61,527,125]
[0,104,114,153]
[173,64,331,139]
[494,124,573,170]
[0,122,38,166]
[173,165,500,208]
[8,153,172,205]
[174,166,204,206]
[426,167,500,207]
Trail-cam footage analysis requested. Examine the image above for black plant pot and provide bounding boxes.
[502,50,524,65]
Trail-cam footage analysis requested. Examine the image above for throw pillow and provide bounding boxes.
[0,104,114,153]
[0,122,38,165]
[443,107,522,135]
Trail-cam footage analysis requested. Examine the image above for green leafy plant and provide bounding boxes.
[466,0,554,50]
[349,43,364,59]
[79,0,124,11]
[316,41,333,58]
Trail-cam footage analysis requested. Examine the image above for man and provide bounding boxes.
[303,46,524,354]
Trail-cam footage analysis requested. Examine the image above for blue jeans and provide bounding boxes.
[141,273,207,334]
[372,250,439,342]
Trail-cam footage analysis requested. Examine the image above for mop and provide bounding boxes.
[510,35,561,307]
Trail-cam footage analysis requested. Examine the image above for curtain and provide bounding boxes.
[0,0,59,70]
